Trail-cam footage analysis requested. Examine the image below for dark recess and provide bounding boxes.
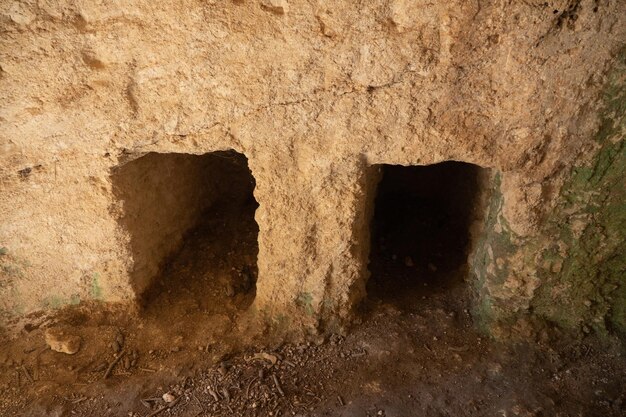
[112,150,259,309]
[368,161,485,305]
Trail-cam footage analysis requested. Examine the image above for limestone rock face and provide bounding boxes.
[0,0,624,339]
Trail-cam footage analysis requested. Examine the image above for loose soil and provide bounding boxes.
[0,205,624,417]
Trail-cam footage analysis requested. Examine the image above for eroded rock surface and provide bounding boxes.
[0,0,624,340]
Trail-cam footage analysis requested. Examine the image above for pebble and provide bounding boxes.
[225,283,235,297]
[253,352,278,365]
[218,362,228,376]
[44,327,81,355]
[162,392,176,403]
[261,0,288,14]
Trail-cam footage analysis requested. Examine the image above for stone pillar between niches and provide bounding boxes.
[469,171,546,339]
[252,155,379,335]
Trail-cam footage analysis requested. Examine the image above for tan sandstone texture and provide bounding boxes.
[1,0,625,340]
[44,326,82,354]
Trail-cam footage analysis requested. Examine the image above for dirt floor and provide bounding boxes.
[1,199,625,417]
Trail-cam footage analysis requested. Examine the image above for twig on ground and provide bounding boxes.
[64,394,87,404]
[208,386,220,402]
[272,374,285,397]
[103,351,125,379]
[221,387,231,401]
[146,397,180,417]
[21,365,34,383]
[246,376,258,398]
[193,393,204,415]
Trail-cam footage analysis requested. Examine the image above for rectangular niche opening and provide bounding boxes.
[111,151,259,312]
[367,161,489,308]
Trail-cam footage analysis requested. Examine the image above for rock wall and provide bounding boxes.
[470,49,626,340]
[1,0,624,339]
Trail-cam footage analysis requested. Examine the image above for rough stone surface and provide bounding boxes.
[0,1,625,339]
[44,326,82,354]
[470,50,626,340]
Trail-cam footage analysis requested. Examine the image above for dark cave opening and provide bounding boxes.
[367,161,487,304]
[111,150,259,311]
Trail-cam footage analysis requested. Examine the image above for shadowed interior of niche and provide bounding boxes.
[367,161,487,306]
[111,150,258,312]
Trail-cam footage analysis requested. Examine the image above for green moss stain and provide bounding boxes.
[0,250,27,280]
[42,295,65,309]
[471,50,626,341]
[41,294,82,310]
[91,272,103,300]
[1,250,98,316]
[530,51,625,338]
[1,250,28,316]
[470,172,520,330]
[296,292,315,316]
[70,294,81,305]
[41,272,104,310]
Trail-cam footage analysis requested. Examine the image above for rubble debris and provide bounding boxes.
[44,327,81,355]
